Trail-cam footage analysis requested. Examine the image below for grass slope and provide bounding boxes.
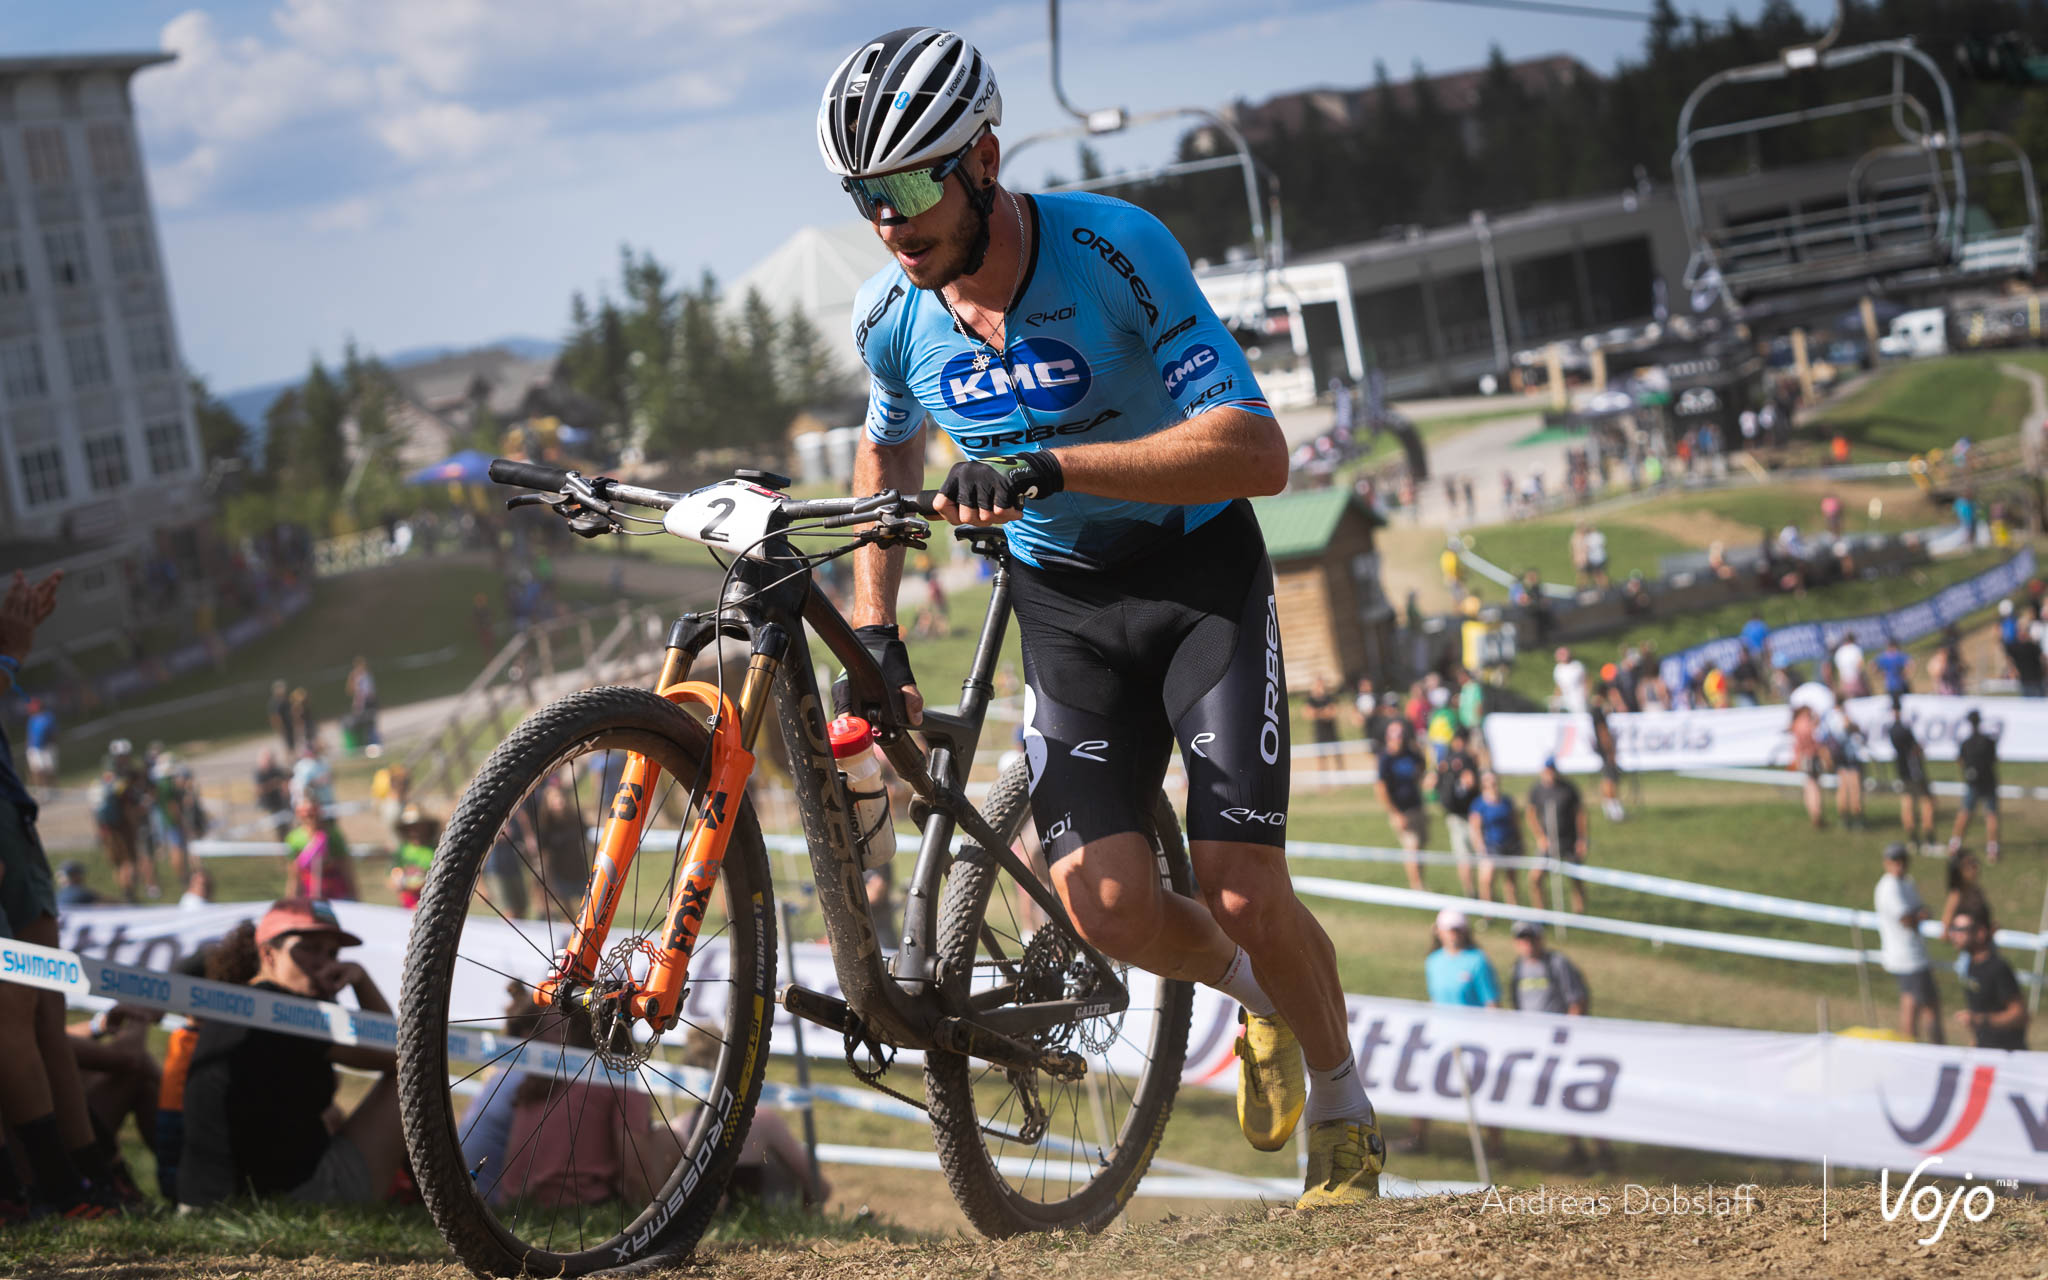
[1810,352,2048,457]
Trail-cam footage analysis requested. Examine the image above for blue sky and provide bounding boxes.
[15,0,1840,390]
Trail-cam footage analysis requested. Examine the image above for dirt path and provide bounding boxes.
[20,1183,2045,1279]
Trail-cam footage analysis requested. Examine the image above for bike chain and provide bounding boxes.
[843,1023,928,1114]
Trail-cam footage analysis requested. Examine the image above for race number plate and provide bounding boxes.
[662,479,783,559]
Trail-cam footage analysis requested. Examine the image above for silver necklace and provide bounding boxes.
[948,192,1027,372]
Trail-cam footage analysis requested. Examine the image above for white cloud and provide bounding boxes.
[134,0,826,211]
[307,195,377,233]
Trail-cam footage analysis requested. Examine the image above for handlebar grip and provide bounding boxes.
[488,458,572,491]
[911,489,945,518]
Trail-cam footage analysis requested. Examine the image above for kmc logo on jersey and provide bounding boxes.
[940,337,1093,422]
[1161,343,1219,400]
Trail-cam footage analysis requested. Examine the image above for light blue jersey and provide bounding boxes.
[854,191,1272,571]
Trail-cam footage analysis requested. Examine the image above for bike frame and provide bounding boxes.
[537,522,1129,1060]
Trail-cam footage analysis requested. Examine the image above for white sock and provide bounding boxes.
[1211,947,1276,1017]
[1303,1057,1373,1128]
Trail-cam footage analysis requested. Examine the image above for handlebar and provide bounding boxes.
[487,456,944,522]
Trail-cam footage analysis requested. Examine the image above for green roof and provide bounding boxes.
[1249,488,1367,560]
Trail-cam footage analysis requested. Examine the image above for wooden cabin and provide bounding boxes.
[1247,488,1395,690]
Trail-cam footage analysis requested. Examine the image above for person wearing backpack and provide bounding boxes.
[1509,922,1611,1172]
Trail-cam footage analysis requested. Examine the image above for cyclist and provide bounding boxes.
[819,27,1382,1207]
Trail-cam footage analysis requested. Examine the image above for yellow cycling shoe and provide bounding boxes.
[1235,1008,1305,1152]
[1295,1115,1386,1209]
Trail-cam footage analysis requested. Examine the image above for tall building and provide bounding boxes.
[0,53,201,562]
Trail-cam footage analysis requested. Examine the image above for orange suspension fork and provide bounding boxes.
[539,631,784,1030]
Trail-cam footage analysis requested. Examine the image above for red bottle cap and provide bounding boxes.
[828,715,874,758]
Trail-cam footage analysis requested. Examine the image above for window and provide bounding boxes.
[44,226,90,287]
[83,433,129,492]
[23,128,70,185]
[0,238,25,296]
[16,444,66,506]
[127,318,172,376]
[106,222,154,277]
[144,419,191,476]
[1,340,49,400]
[86,124,133,178]
[64,329,111,389]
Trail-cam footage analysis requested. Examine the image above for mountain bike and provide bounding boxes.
[397,460,1194,1277]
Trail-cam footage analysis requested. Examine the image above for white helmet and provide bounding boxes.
[817,27,1001,178]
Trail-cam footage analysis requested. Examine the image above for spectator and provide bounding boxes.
[1621,571,1651,616]
[1569,523,1591,588]
[1374,720,1430,892]
[1739,612,1770,662]
[389,807,438,910]
[1948,912,2029,1050]
[1435,728,1483,899]
[149,755,199,886]
[1462,477,1476,522]
[492,1004,668,1208]
[54,860,102,907]
[179,867,214,909]
[533,781,587,912]
[158,935,251,1203]
[285,798,358,901]
[1949,710,2001,862]
[1833,631,1866,698]
[178,899,406,1207]
[1583,525,1609,588]
[1552,646,1589,714]
[267,679,295,756]
[1789,704,1829,830]
[94,746,156,902]
[67,1005,161,1182]
[1467,771,1525,907]
[1403,909,1501,1154]
[1887,700,1937,852]
[287,686,318,757]
[290,742,336,814]
[1303,677,1341,772]
[1456,671,1486,743]
[1352,677,1383,750]
[2000,601,2046,697]
[345,657,380,757]
[0,567,124,1216]
[1507,922,1610,1169]
[1874,637,1911,698]
[1940,849,1992,936]
[1525,759,1589,916]
[1707,540,1737,583]
[1821,492,1844,536]
[254,749,293,841]
[1874,843,1942,1044]
[1820,702,1868,831]
[1575,685,1621,825]
[1928,627,1966,696]
[24,698,56,796]
[373,762,413,841]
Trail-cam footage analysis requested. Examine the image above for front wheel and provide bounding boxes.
[398,686,775,1277]
[924,757,1195,1235]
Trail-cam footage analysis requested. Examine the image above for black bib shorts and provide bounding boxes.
[1010,500,1291,862]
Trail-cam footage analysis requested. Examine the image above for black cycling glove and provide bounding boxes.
[834,623,919,721]
[938,451,1065,513]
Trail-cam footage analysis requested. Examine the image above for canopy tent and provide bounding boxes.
[406,448,495,486]
[727,221,893,376]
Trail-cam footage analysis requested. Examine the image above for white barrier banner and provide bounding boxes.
[1182,996,2048,1184]
[50,901,2048,1180]
[1484,694,2048,775]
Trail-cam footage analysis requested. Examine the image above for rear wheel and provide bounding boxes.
[398,686,774,1277]
[924,757,1194,1235]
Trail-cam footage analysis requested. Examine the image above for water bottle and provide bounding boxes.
[829,715,896,869]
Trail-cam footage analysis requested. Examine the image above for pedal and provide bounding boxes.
[780,984,856,1035]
